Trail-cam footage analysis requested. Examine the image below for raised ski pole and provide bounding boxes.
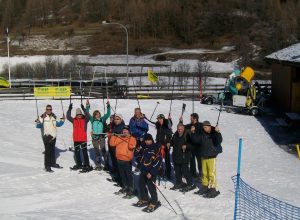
[192,72,195,113]
[150,101,160,121]
[35,98,39,118]
[216,79,228,126]
[152,181,178,215]
[168,76,176,117]
[131,77,141,110]
[88,69,96,100]
[60,98,65,118]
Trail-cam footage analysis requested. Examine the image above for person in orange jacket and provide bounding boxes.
[109,125,137,199]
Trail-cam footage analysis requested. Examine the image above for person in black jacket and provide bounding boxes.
[145,114,173,180]
[170,123,196,192]
[180,113,203,178]
[191,120,222,198]
[135,133,162,211]
[108,114,125,186]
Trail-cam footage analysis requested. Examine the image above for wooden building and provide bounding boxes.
[265,43,300,113]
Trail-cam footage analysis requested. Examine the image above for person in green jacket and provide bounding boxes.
[86,100,111,170]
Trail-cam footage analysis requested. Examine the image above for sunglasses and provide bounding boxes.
[46,109,52,111]
[114,118,121,120]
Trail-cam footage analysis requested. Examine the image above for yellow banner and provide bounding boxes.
[34,86,71,97]
[148,68,158,83]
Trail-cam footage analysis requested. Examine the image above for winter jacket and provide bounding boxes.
[67,108,90,142]
[87,105,111,138]
[171,131,192,164]
[129,117,149,139]
[111,121,125,134]
[36,113,64,139]
[109,135,137,161]
[139,143,162,176]
[155,119,173,145]
[191,130,223,158]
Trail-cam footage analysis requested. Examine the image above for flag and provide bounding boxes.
[34,86,71,97]
[148,68,158,83]
[0,77,10,88]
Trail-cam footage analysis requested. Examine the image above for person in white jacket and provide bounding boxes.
[36,104,65,172]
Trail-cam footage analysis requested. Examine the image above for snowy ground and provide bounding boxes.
[0,47,236,74]
[0,99,299,220]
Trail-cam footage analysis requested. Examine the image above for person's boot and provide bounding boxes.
[123,188,135,199]
[180,184,197,192]
[51,163,63,169]
[70,164,82,170]
[203,188,220,198]
[114,187,127,195]
[194,186,209,195]
[45,166,54,173]
[170,183,184,190]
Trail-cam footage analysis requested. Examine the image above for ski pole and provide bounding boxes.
[152,181,178,215]
[168,76,175,117]
[131,77,141,110]
[35,98,39,118]
[216,79,228,126]
[192,72,195,113]
[150,101,160,121]
[105,68,109,101]
[88,69,96,100]
[60,98,65,118]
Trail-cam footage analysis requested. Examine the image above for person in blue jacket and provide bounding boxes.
[129,108,149,146]
[135,133,162,212]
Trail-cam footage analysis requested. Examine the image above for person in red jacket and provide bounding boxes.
[67,103,91,172]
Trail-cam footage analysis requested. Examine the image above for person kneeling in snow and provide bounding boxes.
[135,133,162,211]
[109,125,136,199]
[191,121,223,198]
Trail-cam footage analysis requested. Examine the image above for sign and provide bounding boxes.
[34,86,71,97]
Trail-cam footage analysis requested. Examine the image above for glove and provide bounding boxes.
[68,103,73,110]
[106,101,110,108]
[81,104,85,111]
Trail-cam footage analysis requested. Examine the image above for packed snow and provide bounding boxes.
[266,43,300,63]
[0,99,299,220]
[0,49,236,75]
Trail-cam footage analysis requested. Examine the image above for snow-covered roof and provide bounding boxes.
[265,43,300,66]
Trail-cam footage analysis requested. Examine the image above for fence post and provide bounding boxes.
[234,138,243,220]
[296,144,300,160]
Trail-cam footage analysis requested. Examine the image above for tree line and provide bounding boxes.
[0,0,300,61]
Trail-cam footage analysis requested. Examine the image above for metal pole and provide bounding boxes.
[6,28,11,88]
[234,138,243,220]
[102,21,128,86]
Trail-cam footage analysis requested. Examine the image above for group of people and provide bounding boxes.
[35,100,223,212]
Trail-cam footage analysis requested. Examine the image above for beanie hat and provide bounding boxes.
[157,114,165,119]
[115,113,123,120]
[76,108,83,115]
[123,125,130,131]
[203,120,211,126]
[144,133,154,141]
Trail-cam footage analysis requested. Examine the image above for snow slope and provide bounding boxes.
[0,99,299,220]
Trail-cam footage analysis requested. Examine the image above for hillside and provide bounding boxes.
[0,0,299,69]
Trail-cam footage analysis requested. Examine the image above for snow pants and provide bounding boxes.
[174,163,193,186]
[139,173,158,204]
[43,135,56,168]
[117,160,133,191]
[74,142,90,167]
[201,157,217,189]
[92,136,106,167]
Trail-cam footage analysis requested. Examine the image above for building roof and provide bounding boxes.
[265,43,300,67]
